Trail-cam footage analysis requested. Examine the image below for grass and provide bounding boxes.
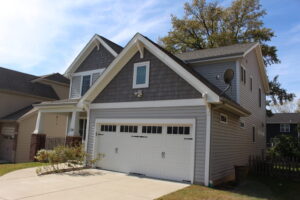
[0,162,46,176]
[156,176,300,200]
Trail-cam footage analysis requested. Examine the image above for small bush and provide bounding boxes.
[268,135,300,158]
[35,145,102,175]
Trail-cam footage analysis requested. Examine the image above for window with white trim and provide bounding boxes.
[81,75,91,96]
[101,124,116,132]
[220,113,228,124]
[240,120,245,128]
[142,126,162,134]
[120,125,138,133]
[280,124,290,133]
[133,61,150,89]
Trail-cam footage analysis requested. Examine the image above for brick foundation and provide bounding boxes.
[29,134,46,161]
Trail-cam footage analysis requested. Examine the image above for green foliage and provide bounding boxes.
[35,145,102,175]
[268,135,300,158]
[159,0,295,106]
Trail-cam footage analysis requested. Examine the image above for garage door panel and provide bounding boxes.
[96,120,194,183]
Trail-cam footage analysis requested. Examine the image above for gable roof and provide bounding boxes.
[64,34,123,77]
[32,73,70,85]
[267,113,300,124]
[0,105,33,121]
[79,33,221,105]
[176,42,258,62]
[0,67,59,100]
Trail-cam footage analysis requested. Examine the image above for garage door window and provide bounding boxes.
[142,126,162,134]
[167,126,190,135]
[120,125,138,133]
[101,125,116,132]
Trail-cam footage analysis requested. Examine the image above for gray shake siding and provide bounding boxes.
[75,45,115,73]
[191,61,237,101]
[88,106,207,184]
[93,49,202,103]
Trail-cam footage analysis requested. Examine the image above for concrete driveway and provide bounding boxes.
[0,167,188,200]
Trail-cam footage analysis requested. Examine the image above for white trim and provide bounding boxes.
[73,68,105,77]
[132,61,150,89]
[204,104,211,186]
[240,120,246,129]
[93,117,196,183]
[243,43,259,57]
[220,113,228,124]
[90,99,205,109]
[236,60,240,103]
[79,33,220,107]
[64,34,118,77]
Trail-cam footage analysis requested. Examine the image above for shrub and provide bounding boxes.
[35,145,101,175]
[268,135,300,158]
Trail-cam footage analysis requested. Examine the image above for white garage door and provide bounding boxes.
[95,118,195,183]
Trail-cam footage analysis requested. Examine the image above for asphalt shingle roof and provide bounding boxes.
[176,42,258,62]
[98,35,123,54]
[39,73,70,85]
[0,105,34,121]
[267,113,300,124]
[0,67,59,100]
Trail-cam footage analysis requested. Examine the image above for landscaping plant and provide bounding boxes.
[35,145,101,175]
[268,135,300,158]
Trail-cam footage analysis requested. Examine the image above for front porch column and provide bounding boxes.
[66,111,81,146]
[30,111,46,161]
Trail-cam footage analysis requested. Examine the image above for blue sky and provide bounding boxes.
[0,0,299,99]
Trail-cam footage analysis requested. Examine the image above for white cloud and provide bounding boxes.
[0,0,181,75]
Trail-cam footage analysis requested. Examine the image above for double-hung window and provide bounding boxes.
[81,75,91,96]
[133,61,150,89]
[280,124,290,133]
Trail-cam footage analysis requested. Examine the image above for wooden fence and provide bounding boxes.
[249,156,300,181]
[45,137,66,150]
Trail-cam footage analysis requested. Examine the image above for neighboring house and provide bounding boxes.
[0,67,70,162]
[33,33,268,186]
[266,113,300,146]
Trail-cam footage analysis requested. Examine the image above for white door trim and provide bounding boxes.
[90,99,205,109]
[93,118,196,183]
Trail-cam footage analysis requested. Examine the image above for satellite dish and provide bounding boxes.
[224,69,234,85]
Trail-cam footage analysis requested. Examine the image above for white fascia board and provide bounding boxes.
[90,99,205,109]
[79,33,220,107]
[64,34,119,78]
[73,68,105,77]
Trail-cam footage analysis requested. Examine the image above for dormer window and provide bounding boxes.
[81,75,91,96]
[133,61,150,89]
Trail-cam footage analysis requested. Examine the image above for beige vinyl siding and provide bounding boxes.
[88,106,207,184]
[0,92,44,118]
[240,50,266,155]
[15,112,68,163]
[210,109,248,181]
[210,49,266,183]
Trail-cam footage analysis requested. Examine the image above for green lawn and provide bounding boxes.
[0,162,46,176]
[156,176,300,200]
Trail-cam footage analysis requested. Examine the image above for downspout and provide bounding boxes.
[204,94,212,186]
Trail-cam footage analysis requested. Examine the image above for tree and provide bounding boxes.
[268,135,300,158]
[159,0,295,105]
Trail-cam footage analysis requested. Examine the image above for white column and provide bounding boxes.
[33,111,44,134]
[67,111,80,136]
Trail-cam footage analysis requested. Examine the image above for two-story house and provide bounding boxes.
[0,67,70,163]
[33,33,268,186]
[267,113,300,146]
